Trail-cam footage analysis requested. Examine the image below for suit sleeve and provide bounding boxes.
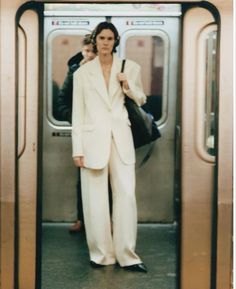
[72,69,84,157]
[123,62,147,106]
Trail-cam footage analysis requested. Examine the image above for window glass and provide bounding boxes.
[51,34,84,123]
[204,30,217,156]
[125,35,165,122]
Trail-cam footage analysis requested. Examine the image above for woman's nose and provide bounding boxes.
[103,39,109,44]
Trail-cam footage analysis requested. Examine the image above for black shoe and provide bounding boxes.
[90,261,105,268]
[123,263,147,273]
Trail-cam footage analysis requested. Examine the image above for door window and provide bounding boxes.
[48,33,86,125]
[125,33,169,124]
[204,30,217,156]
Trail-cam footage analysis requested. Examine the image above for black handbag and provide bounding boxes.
[121,60,161,149]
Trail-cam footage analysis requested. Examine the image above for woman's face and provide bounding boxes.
[95,29,115,55]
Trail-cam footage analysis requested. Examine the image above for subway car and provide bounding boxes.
[0,1,233,289]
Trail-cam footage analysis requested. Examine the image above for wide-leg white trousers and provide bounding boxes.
[81,139,141,266]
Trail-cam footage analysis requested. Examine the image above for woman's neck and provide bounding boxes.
[98,53,113,66]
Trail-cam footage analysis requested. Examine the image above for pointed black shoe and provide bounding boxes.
[90,261,105,268]
[123,263,147,273]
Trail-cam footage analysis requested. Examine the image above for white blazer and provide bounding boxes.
[72,54,146,169]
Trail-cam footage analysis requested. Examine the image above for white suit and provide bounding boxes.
[72,54,146,266]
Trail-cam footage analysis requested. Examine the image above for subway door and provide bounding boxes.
[112,17,180,222]
[42,16,105,221]
[17,9,40,289]
[181,7,216,289]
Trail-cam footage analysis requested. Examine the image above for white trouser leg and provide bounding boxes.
[109,140,141,266]
[81,166,115,265]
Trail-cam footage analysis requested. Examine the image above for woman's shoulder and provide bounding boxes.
[124,58,141,71]
[82,57,97,69]
[73,58,96,77]
[113,53,139,70]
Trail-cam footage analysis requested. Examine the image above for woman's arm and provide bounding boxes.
[117,62,146,106]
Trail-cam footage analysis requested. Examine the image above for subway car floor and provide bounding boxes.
[41,223,178,289]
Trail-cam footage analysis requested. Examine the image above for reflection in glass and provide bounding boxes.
[125,35,165,122]
[204,30,217,156]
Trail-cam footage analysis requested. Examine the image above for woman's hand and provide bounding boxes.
[117,73,129,90]
[73,156,85,168]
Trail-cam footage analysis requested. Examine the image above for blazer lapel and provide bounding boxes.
[89,57,110,107]
[109,54,122,101]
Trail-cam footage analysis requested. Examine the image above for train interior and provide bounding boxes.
[16,2,220,289]
[40,4,181,289]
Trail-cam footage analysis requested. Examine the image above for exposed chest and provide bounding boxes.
[101,65,112,90]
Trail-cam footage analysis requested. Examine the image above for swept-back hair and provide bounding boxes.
[91,22,120,53]
[82,34,92,46]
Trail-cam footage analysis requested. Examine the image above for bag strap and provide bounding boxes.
[121,59,126,73]
[137,142,156,168]
[120,60,126,88]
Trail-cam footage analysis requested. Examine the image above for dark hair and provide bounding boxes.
[82,34,92,46]
[91,22,120,53]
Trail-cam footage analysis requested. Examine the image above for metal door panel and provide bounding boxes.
[17,9,39,289]
[181,7,216,289]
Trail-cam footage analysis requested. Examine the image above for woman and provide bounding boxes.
[72,22,147,273]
